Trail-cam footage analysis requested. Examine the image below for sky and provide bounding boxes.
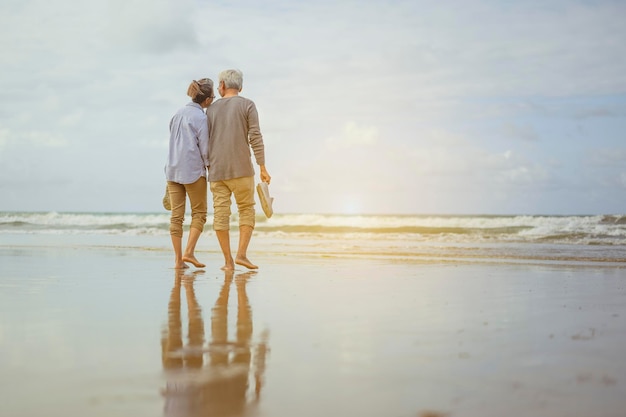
[1,0,625,215]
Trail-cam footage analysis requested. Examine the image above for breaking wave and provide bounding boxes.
[1,212,625,245]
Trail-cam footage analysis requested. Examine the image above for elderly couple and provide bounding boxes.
[164,69,271,271]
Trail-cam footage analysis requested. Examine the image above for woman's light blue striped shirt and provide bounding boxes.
[164,102,209,184]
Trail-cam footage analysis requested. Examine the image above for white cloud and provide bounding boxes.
[106,0,198,53]
[501,123,540,142]
[58,110,85,128]
[0,0,625,214]
[0,128,10,149]
[588,148,626,168]
[0,128,68,150]
[325,122,378,150]
[7,130,70,148]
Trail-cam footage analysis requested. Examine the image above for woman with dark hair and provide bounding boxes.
[164,78,215,269]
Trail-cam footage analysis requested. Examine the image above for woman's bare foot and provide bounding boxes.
[220,256,235,271]
[174,261,189,269]
[235,256,258,270]
[182,254,205,268]
[221,263,235,271]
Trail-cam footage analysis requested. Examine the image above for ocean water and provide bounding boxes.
[1,211,625,265]
[1,213,626,417]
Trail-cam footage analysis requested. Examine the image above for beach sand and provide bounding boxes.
[1,235,625,417]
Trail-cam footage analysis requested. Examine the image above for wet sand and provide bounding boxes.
[1,239,625,417]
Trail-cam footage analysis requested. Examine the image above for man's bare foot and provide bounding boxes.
[182,255,205,268]
[235,256,258,270]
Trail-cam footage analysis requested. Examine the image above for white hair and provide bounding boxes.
[219,69,244,90]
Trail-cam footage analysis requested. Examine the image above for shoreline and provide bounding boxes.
[1,232,625,268]
[1,236,626,416]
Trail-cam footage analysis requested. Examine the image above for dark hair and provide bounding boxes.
[187,78,214,104]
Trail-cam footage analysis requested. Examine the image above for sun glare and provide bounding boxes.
[340,196,363,215]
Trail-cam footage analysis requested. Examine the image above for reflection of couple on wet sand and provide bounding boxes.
[161,269,269,417]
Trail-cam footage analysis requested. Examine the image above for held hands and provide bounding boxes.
[260,165,271,184]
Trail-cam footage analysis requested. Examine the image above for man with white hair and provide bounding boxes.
[206,69,271,270]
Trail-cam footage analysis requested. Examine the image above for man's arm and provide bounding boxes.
[246,100,270,183]
[247,101,265,166]
[259,165,271,184]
